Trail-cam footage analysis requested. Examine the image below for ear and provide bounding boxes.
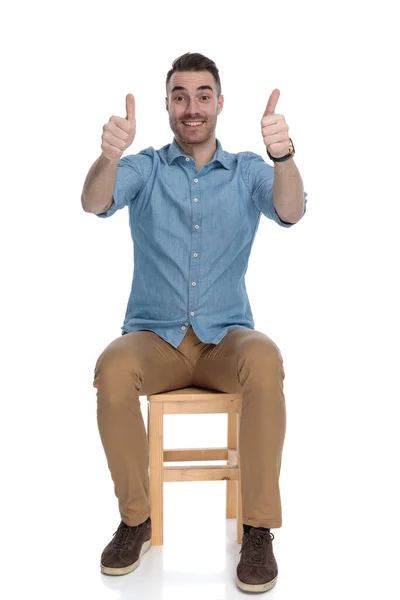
[217,94,224,115]
[165,97,169,111]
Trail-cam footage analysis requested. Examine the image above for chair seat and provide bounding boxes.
[147,386,243,545]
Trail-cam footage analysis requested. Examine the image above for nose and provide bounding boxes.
[185,97,203,116]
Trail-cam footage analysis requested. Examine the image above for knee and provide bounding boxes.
[240,335,284,372]
[92,341,141,391]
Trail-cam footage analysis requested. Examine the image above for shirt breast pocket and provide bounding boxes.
[222,187,249,220]
[205,191,249,238]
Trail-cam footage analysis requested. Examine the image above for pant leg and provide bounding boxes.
[189,327,286,529]
[93,330,193,526]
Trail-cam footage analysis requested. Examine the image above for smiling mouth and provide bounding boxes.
[182,121,205,128]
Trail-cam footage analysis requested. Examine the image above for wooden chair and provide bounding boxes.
[147,386,243,546]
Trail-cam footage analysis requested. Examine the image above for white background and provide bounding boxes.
[1,0,399,598]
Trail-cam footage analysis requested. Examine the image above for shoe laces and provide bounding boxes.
[239,529,275,566]
[112,521,140,551]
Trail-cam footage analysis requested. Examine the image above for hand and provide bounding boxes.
[261,89,291,159]
[101,93,136,161]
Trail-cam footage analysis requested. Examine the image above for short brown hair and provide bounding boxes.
[166,52,221,98]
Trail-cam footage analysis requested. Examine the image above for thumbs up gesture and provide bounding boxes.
[261,89,291,159]
[101,93,136,161]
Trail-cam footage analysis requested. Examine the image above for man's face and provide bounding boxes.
[165,70,224,144]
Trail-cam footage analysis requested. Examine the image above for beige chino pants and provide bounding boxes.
[93,325,286,529]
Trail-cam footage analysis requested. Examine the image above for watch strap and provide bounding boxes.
[267,137,295,162]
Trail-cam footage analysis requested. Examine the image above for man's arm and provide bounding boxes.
[272,158,305,224]
[81,154,119,214]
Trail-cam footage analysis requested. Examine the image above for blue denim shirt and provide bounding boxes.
[96,137,308,348]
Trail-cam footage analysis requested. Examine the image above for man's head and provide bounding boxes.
[165,52,224,146]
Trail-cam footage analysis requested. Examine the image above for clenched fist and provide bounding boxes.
[101,94,136,161]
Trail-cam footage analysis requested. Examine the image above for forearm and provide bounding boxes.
[81,154,119,213]
[272,158,304,223]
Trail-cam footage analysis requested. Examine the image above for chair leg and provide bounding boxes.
[226,410,237,519]
[236,411,243,544]
[148,400,164,546]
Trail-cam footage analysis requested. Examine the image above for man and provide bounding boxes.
[82,52,307,594]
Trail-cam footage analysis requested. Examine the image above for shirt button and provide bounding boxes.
[193,253,198,257]
[194,224,199,229]
[194,178,198,183]
[192,281,196,286]
[185,157,190,161]
[181,326,186,330]
[190,311,195,316]
[185,322,189,326]
[194,198,198,202]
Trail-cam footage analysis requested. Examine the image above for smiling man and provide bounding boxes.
[82,52,308,594]
[166,70,223,171]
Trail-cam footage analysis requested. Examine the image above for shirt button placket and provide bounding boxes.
[189,175,201,327]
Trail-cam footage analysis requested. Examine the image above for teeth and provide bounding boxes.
[184,122,203,126]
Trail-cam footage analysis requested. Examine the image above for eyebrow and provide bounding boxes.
[171,85,214,94]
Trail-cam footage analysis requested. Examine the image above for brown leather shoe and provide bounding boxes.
[101,518,152,576]
[236,528,278,593]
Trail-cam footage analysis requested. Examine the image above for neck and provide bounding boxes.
[174,135,217,169]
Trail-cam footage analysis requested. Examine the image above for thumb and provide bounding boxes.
[126,93,135,121]
[263,88,280,117]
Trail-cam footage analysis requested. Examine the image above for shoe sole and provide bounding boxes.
[101,537,152,576]
[236,574,278,593]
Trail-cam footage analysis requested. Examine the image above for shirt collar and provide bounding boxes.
[167,137,232,170]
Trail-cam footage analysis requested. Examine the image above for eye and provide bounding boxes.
[173,95,210,102]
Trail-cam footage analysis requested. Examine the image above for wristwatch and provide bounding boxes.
[267,137,295,163]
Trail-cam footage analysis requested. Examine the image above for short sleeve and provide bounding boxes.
[96,155,144,218]
[241,151,307,227]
